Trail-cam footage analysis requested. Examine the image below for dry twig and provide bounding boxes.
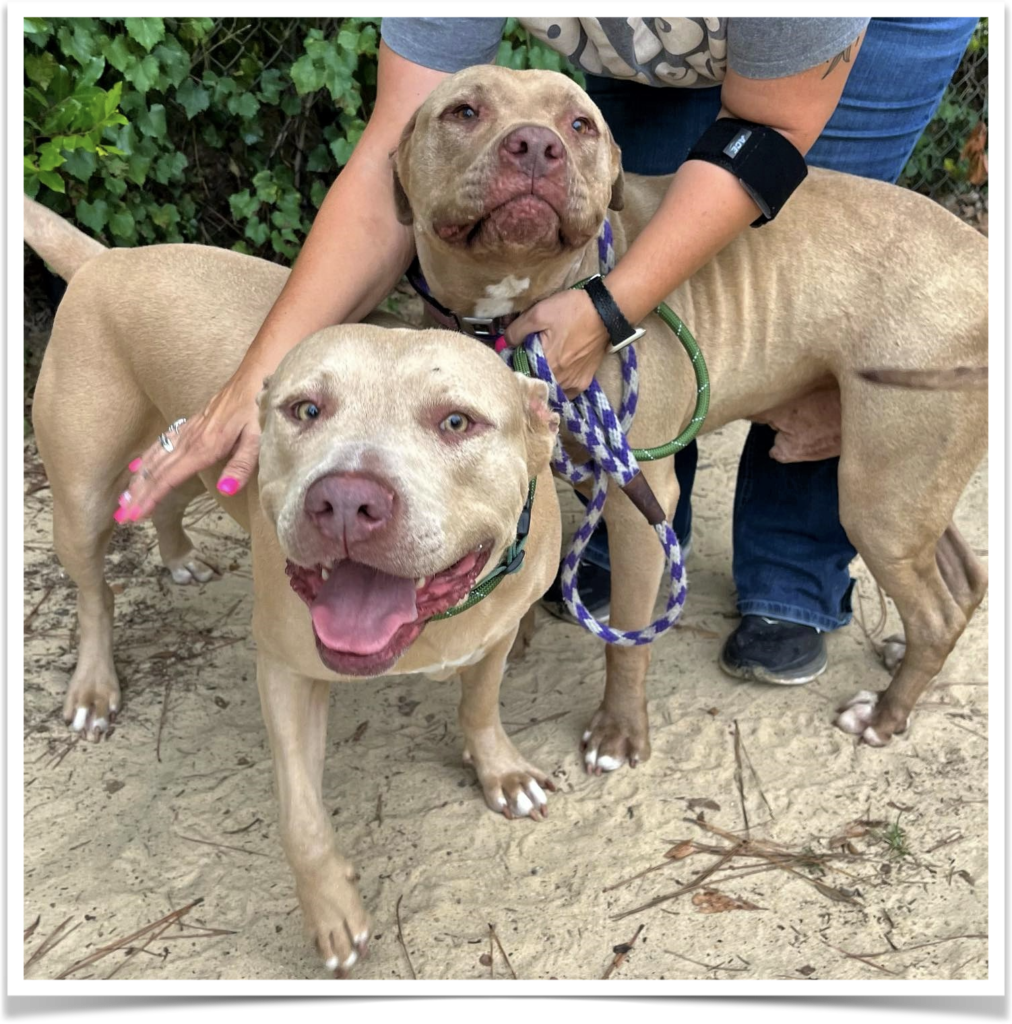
[602,923,644,979]
[396,895,417,980]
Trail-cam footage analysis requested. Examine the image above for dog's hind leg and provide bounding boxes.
[150,477,219,584]
[582,458,678,774]
[833,378,987,745]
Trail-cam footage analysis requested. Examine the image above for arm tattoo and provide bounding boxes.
[821,42,854,79]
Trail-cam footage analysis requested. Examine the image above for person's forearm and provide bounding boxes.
[237,41,448,381]
[604,156,760,325]
[242,146,415,377]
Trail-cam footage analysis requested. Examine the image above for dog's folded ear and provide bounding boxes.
[391,110,420,226]
[515,374,559,477]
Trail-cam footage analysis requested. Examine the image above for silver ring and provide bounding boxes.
[159,433,175,453]
[168,417,187,434]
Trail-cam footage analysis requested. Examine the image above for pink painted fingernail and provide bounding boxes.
[217,477,240,496]
[118,492,130,508]
[113,508,127,524]
[128,458,142,472]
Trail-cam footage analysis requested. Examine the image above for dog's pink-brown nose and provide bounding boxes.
[305,473,395,546]
[500,126,566,178]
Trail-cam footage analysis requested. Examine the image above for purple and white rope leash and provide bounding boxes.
[509,220,688,646]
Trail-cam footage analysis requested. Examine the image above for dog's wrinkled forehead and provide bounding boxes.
[267,324,522,419]
[419,65,600,130]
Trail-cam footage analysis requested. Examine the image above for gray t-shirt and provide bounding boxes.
[381,17,869,88]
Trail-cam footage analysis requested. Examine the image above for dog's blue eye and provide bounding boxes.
[440,412,470,433]
[293,401,320,422]
[571,117,592,133]
[453,104,478,120]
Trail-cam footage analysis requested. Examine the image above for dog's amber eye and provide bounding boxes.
[292,401,321,422]
[571,117,593,134]
[439,412,470,433]
[452,104,478,120]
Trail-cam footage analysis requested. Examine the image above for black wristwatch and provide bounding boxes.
[583,274,645,353]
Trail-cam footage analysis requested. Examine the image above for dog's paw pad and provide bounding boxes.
[834,690,905,746]
[581,705,649,775]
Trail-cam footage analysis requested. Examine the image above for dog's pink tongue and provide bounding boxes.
[311,562,417,656]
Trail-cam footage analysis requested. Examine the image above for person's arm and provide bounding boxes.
[120,42,449,519]
[504,32,865,394]
[241,42,449,382]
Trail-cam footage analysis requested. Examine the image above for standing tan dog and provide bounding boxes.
[26,195,563,971]
[392,65,988,755]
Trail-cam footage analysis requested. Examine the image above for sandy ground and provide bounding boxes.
[21,414,989,982]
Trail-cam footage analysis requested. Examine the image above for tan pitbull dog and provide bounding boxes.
[392,65,988,754]
[27,196,562,971]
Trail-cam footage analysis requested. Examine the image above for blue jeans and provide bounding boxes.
[583,16,977,631]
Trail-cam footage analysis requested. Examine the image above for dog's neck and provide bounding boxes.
[411,217,619,339]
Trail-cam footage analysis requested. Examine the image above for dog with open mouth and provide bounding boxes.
[26,193,562,974]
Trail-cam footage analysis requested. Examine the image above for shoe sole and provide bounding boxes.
[718,649,828,686]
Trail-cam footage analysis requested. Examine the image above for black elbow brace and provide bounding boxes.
[686,118,808,227]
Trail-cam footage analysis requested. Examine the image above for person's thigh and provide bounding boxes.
[808,17,978,182]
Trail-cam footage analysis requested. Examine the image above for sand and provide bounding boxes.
[21,418,989,983]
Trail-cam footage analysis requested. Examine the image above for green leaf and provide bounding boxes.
[310,178,328,209]
[252,170,278,203]
[337,27,359,53]
[24,52,58,89]
[280,93,302,116]
[257,68,285,105]
[57,21,102,67]
[104,80,123,118]
[124,53,160,93]
[78,54,107,88]
[24,17,52,46]
[179,17,214,42]
[228,92,260,119]
[63,148,98,182]
[103,33,134,72]
[38,169,66,193]
[24,173,41,199]
[126,152,152,185]
[136,103,167,138]
[306,144,332,173]
[76,197,109,231]
[105,175,127,197]
[150,203,180,229]
[290,53,324,95]
[244,217,270,246]
[229,188,261,220]
[109,208,135,238]
[329,137,356,166]
[176,79,210,119]
[154,36,191,88]
[38,144,66,171]
[125,17,165,52]
[153,150,188,184]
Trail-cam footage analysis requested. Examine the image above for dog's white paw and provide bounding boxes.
[297,858,371,978]
[64,668,119,743]
[580,705,650,775]
[881,633,906,673]
[464,741,555,821]
[835,690,906,747]
[166,551,217,585]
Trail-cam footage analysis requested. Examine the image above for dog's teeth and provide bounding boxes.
[321,566,330,581]
[416,577,426,589]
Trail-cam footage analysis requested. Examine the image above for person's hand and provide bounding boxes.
[503,289,610,397]
[114,367,266,524]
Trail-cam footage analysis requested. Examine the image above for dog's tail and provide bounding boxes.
[23,194,106,282]
[858,367,988,391]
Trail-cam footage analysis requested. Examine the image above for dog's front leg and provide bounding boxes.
[459,628,557,820]
[582,461,678,774]
[257,652,370,975]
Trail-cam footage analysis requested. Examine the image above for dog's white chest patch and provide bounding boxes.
[473,276,530,318]
[416,646,487,680]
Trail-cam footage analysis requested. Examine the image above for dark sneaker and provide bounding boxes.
[540,534,693,627]
[719,615,827,685]
[541,560,611,624]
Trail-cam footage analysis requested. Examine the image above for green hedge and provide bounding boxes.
[23,17,580,263]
